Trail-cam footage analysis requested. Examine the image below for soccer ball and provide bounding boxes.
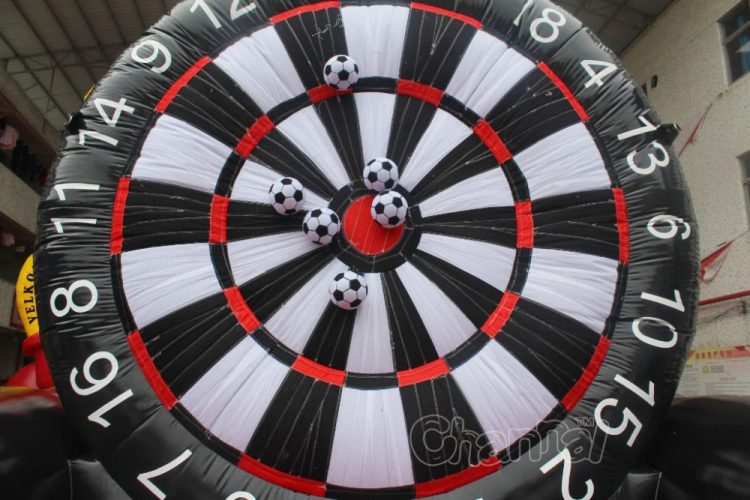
[268,177,304,215]
[329,270,368,310]
[324,55,359,91]
[371,191,408,228]
[363,158,399,192]
[303,208,340,245]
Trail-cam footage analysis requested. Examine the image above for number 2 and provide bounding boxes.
[540,448,594,500]
[138,450,193,499]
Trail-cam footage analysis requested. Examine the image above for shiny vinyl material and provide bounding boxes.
[36,1,699,499]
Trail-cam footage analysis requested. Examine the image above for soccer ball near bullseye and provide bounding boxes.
[329,270,368,310]
[303,208,340,245]
[268,177,304,215]
[371,191,408,229]
[363,158,399,192]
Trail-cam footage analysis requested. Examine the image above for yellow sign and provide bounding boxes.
[15,254,38,338]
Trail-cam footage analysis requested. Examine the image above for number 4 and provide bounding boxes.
[231,0,257,20]
[94,98,135,127]
[581,60,617,88]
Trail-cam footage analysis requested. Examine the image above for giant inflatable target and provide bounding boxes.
[36,1,699,499]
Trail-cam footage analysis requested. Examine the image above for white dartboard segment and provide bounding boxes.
[264,259,349,353]
[232,160,330,207]
[121,243,221,329]
[418,168,515,218]
[341,5,410,79]
[395,262,476,357]
[399,109,474,190]
[417,233,516,292]
[355,93,397,164]
[276,107,352,189]
[327,387,414,488]
[345,274,394,374]
[514,123,612,199]
[524,248,619,334]
[452,341,558,453]
[214,26,306,112]
[228,232,321,286]
[446,31,536,117]
[131,115,231,193]
[181,337,289,451]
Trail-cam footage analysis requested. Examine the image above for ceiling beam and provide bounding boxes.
[133,0,148,33]
[0,30,67,128]
[43,0,99,87]
[11,0,84,114]
[102,0,129,45]
[71,0,117,67]
[597,0,656,19]
[0,44,126,74]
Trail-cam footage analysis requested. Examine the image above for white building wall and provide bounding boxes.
[623,0,750,349]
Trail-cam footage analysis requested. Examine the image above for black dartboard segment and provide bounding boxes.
[36,1,698,499]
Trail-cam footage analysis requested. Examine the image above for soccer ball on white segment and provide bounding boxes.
[268,177,304,215]
[363,158,399,192]
[371,191,408,229]
[324,55,359,91]
[303,208,340,245]
[329,270,368,310]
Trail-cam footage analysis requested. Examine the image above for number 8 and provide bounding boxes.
[531,8,567,43]
[51,280,98,318]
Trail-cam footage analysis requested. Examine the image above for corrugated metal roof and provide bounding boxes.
[0,0,672,134]
[0,0,179,132]
[558,0,674,54]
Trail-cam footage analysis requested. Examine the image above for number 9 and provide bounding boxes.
[70,351,119,396]
[132,40,172,74]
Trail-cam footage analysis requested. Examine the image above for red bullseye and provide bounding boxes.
[343,195,405,255]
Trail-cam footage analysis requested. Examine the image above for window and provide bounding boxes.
[721,1,750,82]
[742,152,750,221]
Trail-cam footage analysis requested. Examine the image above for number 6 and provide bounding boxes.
[70,351,118,396]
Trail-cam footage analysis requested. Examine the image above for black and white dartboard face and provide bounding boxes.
[36,1,699,499]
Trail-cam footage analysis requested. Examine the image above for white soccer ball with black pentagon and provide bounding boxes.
[363,158,399,192]
[324,55,359,91]
[371,191,408,228]
[303,208,340,245]
[329,270,368,310]
[268,177,304,215]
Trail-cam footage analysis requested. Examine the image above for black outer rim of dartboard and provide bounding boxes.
[35,1,699,499]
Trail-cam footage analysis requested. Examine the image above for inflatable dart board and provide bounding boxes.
[35,1,699,499]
